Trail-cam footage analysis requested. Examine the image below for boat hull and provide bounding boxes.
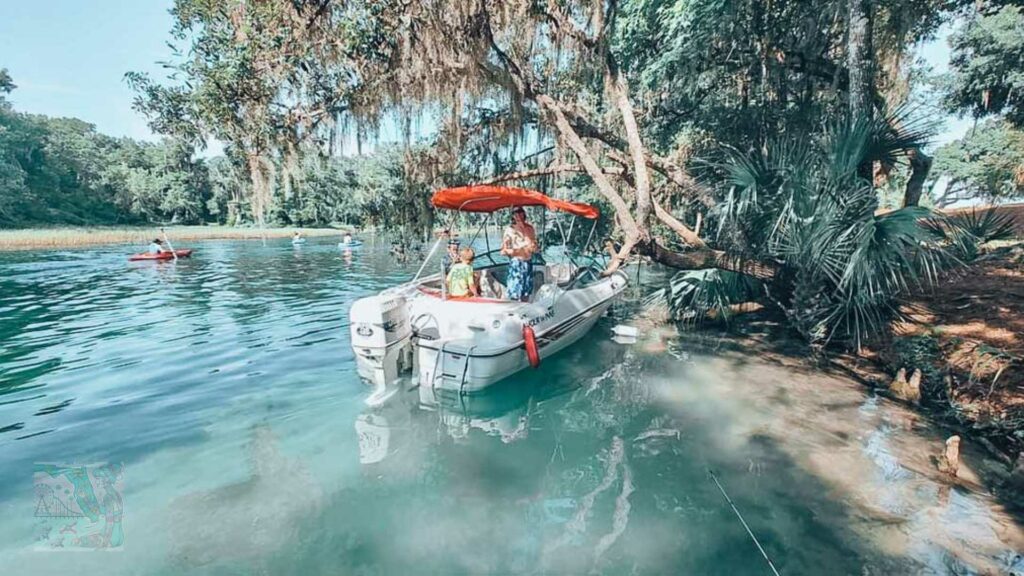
[349,263,628,394]
[415,296,614,393]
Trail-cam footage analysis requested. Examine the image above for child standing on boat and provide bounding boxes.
[446,247,479,297]
[501,207,537,301]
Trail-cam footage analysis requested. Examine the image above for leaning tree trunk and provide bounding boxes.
[246,151,270,228]
[847,0,874,121]
[605,52,653,230]
[482,5,773,279]
[902,148,933,207]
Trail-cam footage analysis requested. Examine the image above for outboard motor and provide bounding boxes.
[349,294,412,387]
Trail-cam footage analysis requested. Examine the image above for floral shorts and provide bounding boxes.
[506,257,534,301]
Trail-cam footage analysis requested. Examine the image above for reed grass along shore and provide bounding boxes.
[0,226,344,251]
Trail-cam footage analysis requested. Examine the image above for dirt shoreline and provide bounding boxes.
[0,226,347,251]
[741,244,1024,505]
[647,241,1024,507]
[693,325,1024,510]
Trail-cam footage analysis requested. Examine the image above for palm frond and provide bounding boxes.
[863,106,938,168]
[948,208,1018,244]
[710,115,950,348]
[822,106,937,181]
[646,268,762,326]
[924,207,1017,261]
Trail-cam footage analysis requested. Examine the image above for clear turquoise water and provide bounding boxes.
[1,238,1021,575]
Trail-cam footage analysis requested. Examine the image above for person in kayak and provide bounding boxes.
[501,207,537,301]
[446,246,479,298]
[343,233,353,244]
[148,239,166,254]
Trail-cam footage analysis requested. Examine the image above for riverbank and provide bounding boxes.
[817,243,1024,504]
[596,308,1024,572]
[0,226,346,251]
[636,241,1024,506]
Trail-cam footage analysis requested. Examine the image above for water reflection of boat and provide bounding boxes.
[355,376,575,468]
[353,385,417,471]
[420,380,533,443]
[350,377,580,571]
[355,413,392,464]
[349,186,627,394]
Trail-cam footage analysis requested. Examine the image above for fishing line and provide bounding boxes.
[707,469,782,576]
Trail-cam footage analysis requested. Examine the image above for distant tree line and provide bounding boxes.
[930,3,1024,207]
[0,73,206,227]
[0,69,435,232]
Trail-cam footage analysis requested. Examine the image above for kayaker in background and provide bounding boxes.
[442,232,460,269]
[343,233,353,244]
[446,246,479,298]
[293,232,304,243]
[148,239,166,254]
[501,207,537,301]
[390,242,407,262]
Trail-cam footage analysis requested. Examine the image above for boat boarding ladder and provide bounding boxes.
[431,340,476,395]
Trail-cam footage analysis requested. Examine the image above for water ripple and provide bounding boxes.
[0,238,416,471]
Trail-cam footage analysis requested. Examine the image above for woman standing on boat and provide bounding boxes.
[501,207,538,301]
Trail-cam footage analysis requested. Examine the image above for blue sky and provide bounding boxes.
[1,1,970,151]
[0,0,175,142]
[919,24,973,146]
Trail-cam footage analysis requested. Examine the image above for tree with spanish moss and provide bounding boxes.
[127,0,379,226]
[128,0,981,347]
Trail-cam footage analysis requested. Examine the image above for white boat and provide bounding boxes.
[349,185,628,394]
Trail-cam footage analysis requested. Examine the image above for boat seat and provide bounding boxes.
[531,270,546,296]
[546,263,574,284]
[479,270,506,299]
[414,326,441,341]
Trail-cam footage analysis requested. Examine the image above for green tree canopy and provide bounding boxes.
[931,119,1024,206]
[0,68,14,96]
[944,5,1024,127]
[0,71,216,228]
[127,0,387,225]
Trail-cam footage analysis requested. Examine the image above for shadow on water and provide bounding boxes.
[253,336,1022,574]
[240,351,905,575]
[1,243,1022,575]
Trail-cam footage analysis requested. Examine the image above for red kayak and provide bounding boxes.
[128,249,194,261]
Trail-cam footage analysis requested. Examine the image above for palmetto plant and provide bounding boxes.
[925,207,1019,261]
[646,268,762,325]
[656,111,950,348]
[948,208,1018,244]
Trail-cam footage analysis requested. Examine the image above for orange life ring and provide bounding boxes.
[523,325,541,368]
